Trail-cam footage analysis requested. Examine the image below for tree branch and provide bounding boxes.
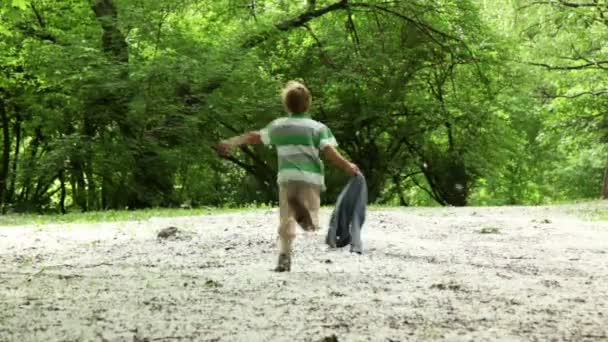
[518,0,604,10]
[17,25,57,43]
[17,3,57,45]
[526,60,608,70]
[303,24,338,68]
[349,3,460,43]
[276,0,347,30]
[551,0,602,7]
[220,154,257,176]
[551,89,608,98]
[29,3,46,28]
[346,7,361,53]
[214,118,274,185]
[410,173,446,205]
[243,0,348,48]
[350,2,488,84]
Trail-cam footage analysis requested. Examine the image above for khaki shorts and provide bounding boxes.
[279,181,321,231]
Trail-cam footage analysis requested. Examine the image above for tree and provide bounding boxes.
[516,0,608,198]
[0,0,602,212]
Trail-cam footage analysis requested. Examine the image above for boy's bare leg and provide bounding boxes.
[276,185,296,272]
[301,185,321,232]
[288,196,314,230]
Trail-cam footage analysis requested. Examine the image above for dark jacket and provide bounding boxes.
[326,173,368,254]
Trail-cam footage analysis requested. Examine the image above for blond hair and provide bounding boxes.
[281,81,312,113]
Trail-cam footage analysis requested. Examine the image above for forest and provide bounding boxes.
[1,0,607,213]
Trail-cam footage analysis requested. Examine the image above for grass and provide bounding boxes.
[581,210,608,221]
[0,206,262,227]
[0,204,399,227]
[562,200,608,221]
[592,214,608,221]
[3,199,606,227]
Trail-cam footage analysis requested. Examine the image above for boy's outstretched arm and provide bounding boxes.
[323,145,360,177]
[215,131,262,156]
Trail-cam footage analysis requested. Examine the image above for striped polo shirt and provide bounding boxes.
[259,113,337,190]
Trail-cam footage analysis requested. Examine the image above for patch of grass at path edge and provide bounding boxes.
[0,204,408,226]
[0,206,261,227]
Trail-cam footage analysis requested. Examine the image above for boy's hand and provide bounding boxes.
[213,132,261,158]
[346,162,360,177]
[322,145,361,177]
[213,142,232,157]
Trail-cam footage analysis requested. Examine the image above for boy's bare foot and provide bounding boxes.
[274,253,291,272]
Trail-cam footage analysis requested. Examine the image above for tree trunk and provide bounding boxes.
[59,169,66,214]
[69,156,88,211]
[91,0,129,64]
[602,162,608,199]
[422,155,469,207]
[90,0,177,209]
[0,99,10,213]
[84,116,97,211]
[7,112,21,204]
[90,0,135,207]
[19,127,43,206]
[101,176,108,209]
[392,174,409,206]
[69,173,77,209]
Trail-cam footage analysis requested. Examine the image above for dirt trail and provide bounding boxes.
[1,204,608,341]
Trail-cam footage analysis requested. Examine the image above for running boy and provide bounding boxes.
[215,81,359,272]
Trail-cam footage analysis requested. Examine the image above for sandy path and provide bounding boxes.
[1,204,608,342]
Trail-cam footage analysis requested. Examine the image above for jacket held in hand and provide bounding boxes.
[326,173,368,254]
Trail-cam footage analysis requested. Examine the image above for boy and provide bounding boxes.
[215,81,359,272]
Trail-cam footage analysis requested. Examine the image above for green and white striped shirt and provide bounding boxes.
[259,113,337,190]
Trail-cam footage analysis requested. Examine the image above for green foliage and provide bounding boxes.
[0,0,607,214]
